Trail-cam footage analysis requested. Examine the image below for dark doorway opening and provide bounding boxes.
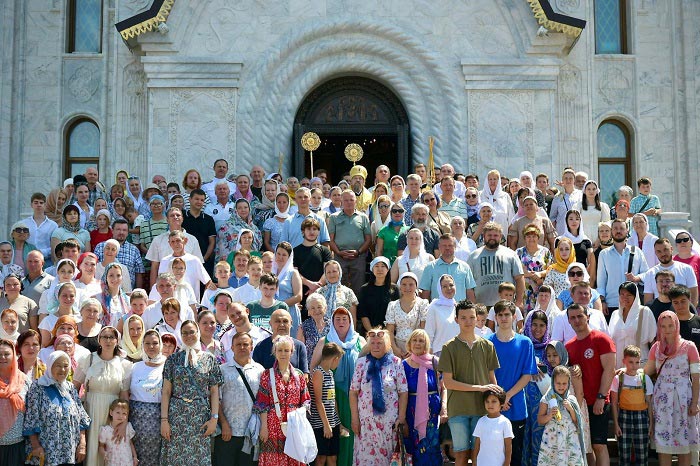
[293,76,410,185]
[308,134,398,185]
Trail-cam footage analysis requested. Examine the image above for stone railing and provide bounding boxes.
[658,211,693,240]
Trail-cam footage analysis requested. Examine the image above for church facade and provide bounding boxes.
[1,0,698,231]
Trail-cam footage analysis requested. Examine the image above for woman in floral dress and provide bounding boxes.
[254,335,310,466]
[216,198,262,262]
[516,224,554,312]
[160,320,223,466]
[645,311,700,466]
[384,272,428,358]
[349,327,408,466]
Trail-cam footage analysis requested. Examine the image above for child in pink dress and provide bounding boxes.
[99,398,138,466]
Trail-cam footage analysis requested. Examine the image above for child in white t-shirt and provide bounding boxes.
[473,389,514,466]
[474,303,493,338]
[486,282,524,332]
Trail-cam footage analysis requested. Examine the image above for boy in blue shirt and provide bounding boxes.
[487,299,537,465]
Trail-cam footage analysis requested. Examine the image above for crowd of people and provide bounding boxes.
[1,159,699,466]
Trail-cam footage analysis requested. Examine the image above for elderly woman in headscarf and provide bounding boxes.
[390,228,434,285]
[253,179,281,231]
[216,198,262,262]
[645,311,700,466]
[466,202,507,247]
[24,351,90,466]
[75,325,132,466]
[161,320,222,466]
[95,262,130,327]
[38,314,91,369]
[0,337,31,466]
[480,169,515,232]
[311,307,366,466]
[130,329,166,466]
[521,310,551,466]
[555,262,603,311]
[122,314,145,363]
[608,282,657,367]
[349,326,408,466]
[628,213,659,268]
[262,191,292,252]
[318,260,359,323]
[50,204,91,257]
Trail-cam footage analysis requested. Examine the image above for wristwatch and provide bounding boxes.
[596,393,606,400]
[211,413,219,420]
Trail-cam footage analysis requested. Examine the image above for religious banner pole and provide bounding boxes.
[427,136,435,188]
[278,152,283,176]
[301,132,321,177]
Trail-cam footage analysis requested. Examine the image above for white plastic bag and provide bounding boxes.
[284,406,318,463]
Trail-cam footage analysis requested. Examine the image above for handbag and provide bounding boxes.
[269,368,288,436]
[390,428,413,466]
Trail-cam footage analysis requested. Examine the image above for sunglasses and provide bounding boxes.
[465,194,478,199]
[391,209,405,214]
[128,176,140,181]
[676,237,691,244]
[14,228,29,233]
[367,330,386,338]
[568,270,584,277]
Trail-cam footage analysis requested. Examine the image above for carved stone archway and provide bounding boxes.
[293,77,410,180]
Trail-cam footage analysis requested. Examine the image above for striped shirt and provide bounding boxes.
[308,366,340,429]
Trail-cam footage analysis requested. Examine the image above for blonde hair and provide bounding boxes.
[406,329,431,355]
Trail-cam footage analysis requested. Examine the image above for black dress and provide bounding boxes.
[78,333,100,353]
[357,282,400,330]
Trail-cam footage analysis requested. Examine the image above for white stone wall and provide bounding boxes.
[0,0,698,234]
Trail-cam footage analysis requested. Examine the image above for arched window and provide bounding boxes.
[67,0,102,53]
[597,120,632,206]
[595,0,627,54]
[65,119,100,178]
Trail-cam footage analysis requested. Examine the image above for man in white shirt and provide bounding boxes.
[201,158,236,201]
[433,164,467,198]
[143,273,194,329]
[596,218,649,314]
[205,181,236,231]
[158,230,213,301]
[550,282,608,342]
[24,193,58,267]
[636,237,698,306]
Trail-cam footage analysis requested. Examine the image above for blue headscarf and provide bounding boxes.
[326,308,360,390]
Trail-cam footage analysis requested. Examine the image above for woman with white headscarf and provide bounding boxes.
[627,213,659,268]
[24,350,90,466]
[385,272,428,358]
[423,274,460,356]
[317,260,359,323]
[262,191,290,252]
[253,179,280,231]
[390,228,434,284]
[130,329,166,466]
[555,262,603,311]
[161,320,223,466]
[479,169,515,232]
[75,325,132,466]
[608,281,656,367]
[466,202,507,248]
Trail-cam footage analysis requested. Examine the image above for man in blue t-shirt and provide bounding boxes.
[487,300,537,466]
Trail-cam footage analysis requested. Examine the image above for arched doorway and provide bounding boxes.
[293,77,410,183]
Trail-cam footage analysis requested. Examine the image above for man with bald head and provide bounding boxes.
[250,165,265,202]
[84,166,107,205]
[252,308,309,373]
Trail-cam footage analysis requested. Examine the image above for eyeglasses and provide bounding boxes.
[181,330,198,336]
[676,237,691,244]
[99,335,117,341]
[13,228,29,234]
[391,209,405,214]
[465,194,478,199]
[367,330,386,338]
[378,204,390,209]
[568,270,584,277]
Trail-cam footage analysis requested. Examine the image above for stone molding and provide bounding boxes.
[461,58,561,90]
[141,56,242,88]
